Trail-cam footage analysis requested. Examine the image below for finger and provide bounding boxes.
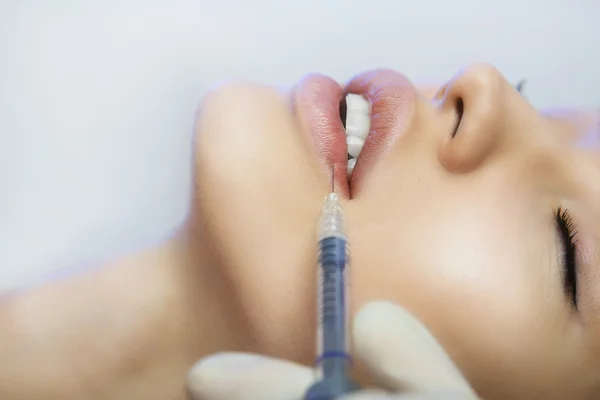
[338,389,397,399]
[353,301,477,397]
[187,352,314,400]
[341,393,471,400]
[340,392,470,400]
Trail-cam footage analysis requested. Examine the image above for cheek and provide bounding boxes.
[349,192,570,395]
[351,203,538,327]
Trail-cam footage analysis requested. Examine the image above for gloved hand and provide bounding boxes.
[186,300,479,400]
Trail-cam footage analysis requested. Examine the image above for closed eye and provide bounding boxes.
[556,207,578,309]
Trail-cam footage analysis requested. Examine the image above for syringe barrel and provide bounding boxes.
[315,193,351,379]
[316,235,351,379]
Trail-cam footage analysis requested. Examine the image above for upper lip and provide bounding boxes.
[293,69,417,198]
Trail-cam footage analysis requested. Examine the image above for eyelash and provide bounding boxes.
[556,208,578,308]
[515,79,526,94]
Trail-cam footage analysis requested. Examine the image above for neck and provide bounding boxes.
[0,227,250,400]
[102,226,258,399]
[174,225,254,357]
[88,228,253,398]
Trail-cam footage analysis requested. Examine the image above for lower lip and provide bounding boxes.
[292,74,351,197]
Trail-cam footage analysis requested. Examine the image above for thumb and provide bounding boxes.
[353,300,477,398]
[186,352,313,400]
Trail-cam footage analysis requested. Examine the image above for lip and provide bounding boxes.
[344,69,418,195]
[292,74,350,197]
[292,69,417,198]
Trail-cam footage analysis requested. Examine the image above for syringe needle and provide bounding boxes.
[331,164,335,193]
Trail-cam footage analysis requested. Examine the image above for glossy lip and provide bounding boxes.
[292,74,351,198]
[344,69,418,196]
[292,70,418,199]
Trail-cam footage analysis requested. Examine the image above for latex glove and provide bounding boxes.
[187,300,478,400]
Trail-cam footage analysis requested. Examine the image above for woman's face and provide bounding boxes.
[190,64,600,399]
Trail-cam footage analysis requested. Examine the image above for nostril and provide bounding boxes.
[451,97,464,138]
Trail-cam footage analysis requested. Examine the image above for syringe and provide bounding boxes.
[304,172,361,400]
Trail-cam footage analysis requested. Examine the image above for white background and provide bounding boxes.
[1,0,599,289]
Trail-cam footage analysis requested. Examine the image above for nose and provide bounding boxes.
[435,63,529,174]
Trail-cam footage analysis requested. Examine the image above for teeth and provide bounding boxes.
[347,158,357,179]
[347,135,365,158]
[344,94,371,179]
[345,94,371,139]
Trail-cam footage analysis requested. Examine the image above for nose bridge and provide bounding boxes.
[437,63,540,174]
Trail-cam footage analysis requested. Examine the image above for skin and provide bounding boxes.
[1,63,599,399]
